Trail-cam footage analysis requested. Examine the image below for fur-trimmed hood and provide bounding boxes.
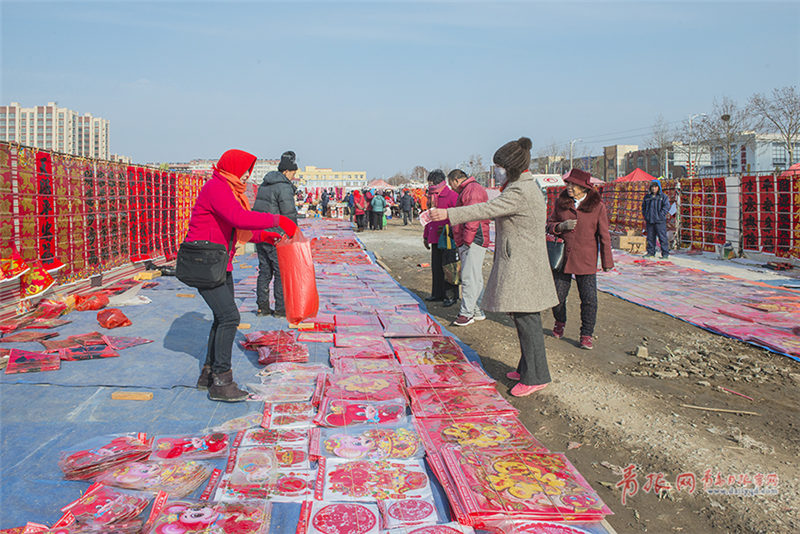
[557,187,602,212]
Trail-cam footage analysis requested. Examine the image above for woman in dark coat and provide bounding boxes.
[546,168,614,350]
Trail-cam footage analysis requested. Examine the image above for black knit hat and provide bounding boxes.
[493,137,533,180]
[278,150,298,172]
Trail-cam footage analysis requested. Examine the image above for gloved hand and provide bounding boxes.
[556,219,577,233]
[260,231,282,245]
[423,236,430,250]
[278,216,298,237]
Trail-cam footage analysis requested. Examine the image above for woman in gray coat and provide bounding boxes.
[430,137,558,396]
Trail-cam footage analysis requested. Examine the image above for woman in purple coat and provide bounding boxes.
[546,168,614,350]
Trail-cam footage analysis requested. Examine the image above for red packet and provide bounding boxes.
[4,348,60,374]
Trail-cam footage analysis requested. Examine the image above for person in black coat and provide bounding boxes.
[400,190,414,225]
[641,179,671,258]
[252,151,299,316]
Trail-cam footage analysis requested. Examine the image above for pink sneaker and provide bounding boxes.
[552,321,565,339]
[510,383,548,397]
[506,371,521,380]
[580,335,594,350]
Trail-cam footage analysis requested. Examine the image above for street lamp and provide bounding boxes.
[687,113,706,179]
[569,138,582,170]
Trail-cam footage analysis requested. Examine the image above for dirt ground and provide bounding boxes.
[358,217,800,534]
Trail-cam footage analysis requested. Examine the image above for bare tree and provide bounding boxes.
[387,173,407,186]
[749,86,800,166]
[695,97,752,175]
[648,114,674,178]
[535,142,566,174]
[462,154,486,178]
[410,165,428,181]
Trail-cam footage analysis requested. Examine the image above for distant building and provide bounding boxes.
[530,155,567,175]
[603,145,639,181]
[297,166,367,189]
[168,158,278,184]
[699,132,800,176]
[0,101,109,159]
[110,154,132,164]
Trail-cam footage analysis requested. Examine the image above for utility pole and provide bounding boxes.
[688,113,706,179]
[569,138,582,170]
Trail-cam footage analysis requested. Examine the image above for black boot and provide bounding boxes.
[196,365,212,390]
[208,370,248,402]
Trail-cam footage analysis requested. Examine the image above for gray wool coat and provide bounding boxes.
[447,171,558,313]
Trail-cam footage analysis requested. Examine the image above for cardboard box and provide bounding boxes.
[612,235,647,254]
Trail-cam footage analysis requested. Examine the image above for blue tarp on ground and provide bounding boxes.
[0,255,471,530]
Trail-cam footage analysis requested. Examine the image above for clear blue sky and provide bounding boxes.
[2,1,798,178]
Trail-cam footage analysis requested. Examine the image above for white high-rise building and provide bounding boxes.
[0,102,110,159]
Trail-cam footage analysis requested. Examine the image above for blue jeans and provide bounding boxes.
[646,221,669,256]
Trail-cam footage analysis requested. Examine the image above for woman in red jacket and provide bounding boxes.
[423,170,459,306]
[185,149,297,402]
[546,168,613,350]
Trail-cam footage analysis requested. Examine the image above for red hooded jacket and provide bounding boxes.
[452,177,490,247]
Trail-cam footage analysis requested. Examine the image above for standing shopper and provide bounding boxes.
[424,170,459,306]
[430,138,557,396]
[546,168,614,350]
[321,189,330,217]
[185,149,297,401]
[400,190,414,225]
[371,191,386,230]
[642,179,670,258]
[253,151,299,317]
[353,190,367,231]
[365,189,375,230]
[346,191,355,222]
[447,169,490,326]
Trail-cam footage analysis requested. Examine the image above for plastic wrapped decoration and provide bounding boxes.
[3,348,60,374]
[260,402,316,429]
[239,428,309,449]
[328,346,395,361]
[414,415,547,453]
[384,522,476,534]
[334,313,382,327]
[59,434,152,480]
[378,313,442,338]
[324,373,406,402]
[150,433,229,461]
[439,448,613,523]
[299,501,381,534]
[269,469,316,502]
[60,483,151,529]
[313,398,407,428]
[333,333,392,353]
[213,447,277,501]
[317,458,433,502]
[297,332,335,343]
[479,520,594,534]
[96,460,212,498]
[391,337,468,366]
[58,344,119,361]
[407,386,517,419]
[74,293,110,311]
[311,424,424,461]
[144,498,271,534]
[378,498,439,530]
[256,342,310,366]
[401,363,495,390]
[332,357,403,377]
[241,330,296,351]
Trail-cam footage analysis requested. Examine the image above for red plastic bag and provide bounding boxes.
[276,231,319,324]
[97,308,132,329]
[75,293,109,311]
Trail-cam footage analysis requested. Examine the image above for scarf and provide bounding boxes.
[427,181,446,207]
[213,166,253,244]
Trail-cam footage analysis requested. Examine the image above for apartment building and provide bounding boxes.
[0,102,110,159]
[297,166,367,189]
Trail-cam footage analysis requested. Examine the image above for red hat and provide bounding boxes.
[563,168,593,188]
[215,149,257,178]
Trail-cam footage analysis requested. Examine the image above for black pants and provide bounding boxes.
[430,244,457,300]
[198,272,240,375]
[403,210,412,225]
[373,211,384,230]
[256,242,284,313]
[512,312,551,386]
[552,270,598,337]
[321,203,328,217]
[367,209,375,229]
[646,221,669,256]
[355,213,367,230]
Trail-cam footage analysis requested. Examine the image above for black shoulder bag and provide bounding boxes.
[546,234,565,271]
[176,230,234,289]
